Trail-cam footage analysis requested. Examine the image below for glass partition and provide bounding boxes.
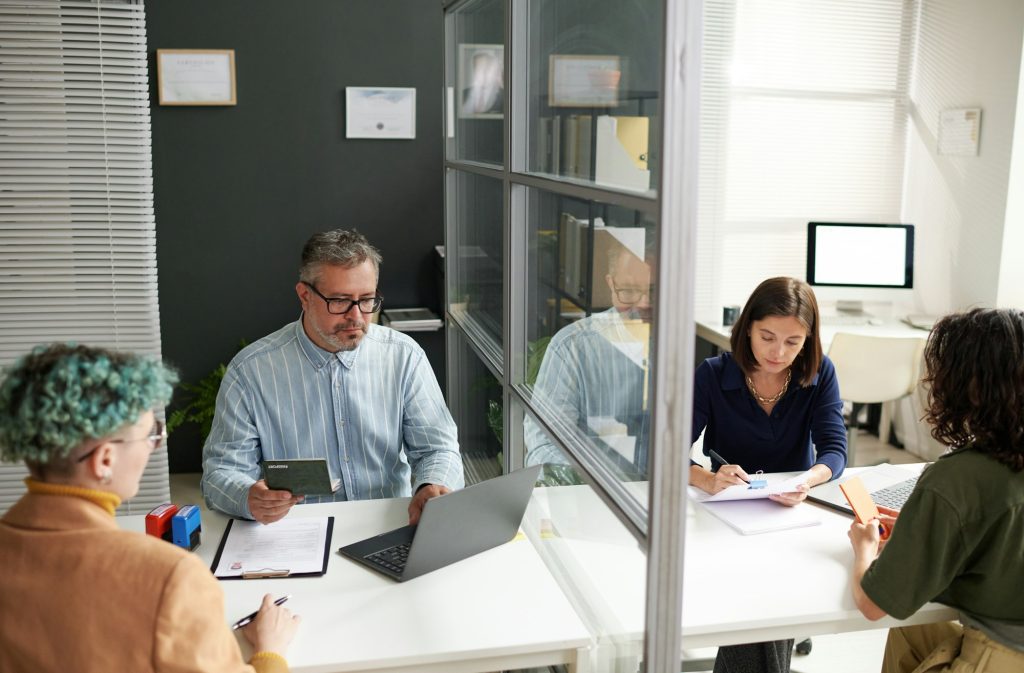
[522,186,656,507]
[447,169,504,361]
[525,0,663,194]
[446,0,505,166]
[517,397,649,671]
[444,0,696,670]
[447,323,503,486]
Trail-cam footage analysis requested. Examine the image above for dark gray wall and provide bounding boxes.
[146,1,446,472]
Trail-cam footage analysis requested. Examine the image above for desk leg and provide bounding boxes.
[568,645,591,673]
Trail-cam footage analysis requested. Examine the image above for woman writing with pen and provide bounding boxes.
[690,277,848,673]
[0,344,300,673]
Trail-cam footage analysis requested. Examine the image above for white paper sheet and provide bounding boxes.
[213,517,331,578]
[691,470,815,503]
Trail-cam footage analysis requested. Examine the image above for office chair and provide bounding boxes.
[827,333,926,466]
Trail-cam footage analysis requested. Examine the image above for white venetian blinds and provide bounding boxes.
[696,0,917,312]
[0,0,169,514]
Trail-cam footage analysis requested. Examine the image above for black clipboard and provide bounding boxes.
[210,517,335,580]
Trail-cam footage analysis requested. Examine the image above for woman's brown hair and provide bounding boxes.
[923,308,1024,471]
[729,277,823,386]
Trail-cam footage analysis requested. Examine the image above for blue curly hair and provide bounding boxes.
[0,343,178,465]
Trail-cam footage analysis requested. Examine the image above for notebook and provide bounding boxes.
[807,463,923,515]
[337,465,541,582]
[698,497,822,535]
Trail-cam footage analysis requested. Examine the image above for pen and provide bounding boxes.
[232,595,291,630]
[707,449,750,484]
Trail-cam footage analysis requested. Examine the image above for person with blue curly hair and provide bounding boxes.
[0,343,300,673]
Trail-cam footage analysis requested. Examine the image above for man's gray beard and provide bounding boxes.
[315,322,366,352]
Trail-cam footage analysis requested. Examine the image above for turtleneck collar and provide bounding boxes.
[25,478,122,516]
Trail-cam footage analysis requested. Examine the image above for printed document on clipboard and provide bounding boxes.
[690,470,815,502]
[211,516,334,579]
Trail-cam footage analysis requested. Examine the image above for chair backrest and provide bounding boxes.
[827,333,926,404]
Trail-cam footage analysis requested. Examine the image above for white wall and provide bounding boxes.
[997,39,1024,310]
[901,0,1024,313]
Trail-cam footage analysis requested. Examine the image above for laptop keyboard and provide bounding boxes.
[870,476,918,510]
[365,542,411,574]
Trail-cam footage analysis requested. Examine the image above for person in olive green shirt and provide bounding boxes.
[848,308,1024,673]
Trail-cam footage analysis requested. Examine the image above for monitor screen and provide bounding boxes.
[806,222,914,288]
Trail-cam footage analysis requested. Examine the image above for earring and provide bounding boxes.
[101,469,112,485]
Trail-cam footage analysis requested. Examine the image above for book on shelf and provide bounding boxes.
[382,307,443,332]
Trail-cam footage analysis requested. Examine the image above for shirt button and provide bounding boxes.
[339,420,345,426]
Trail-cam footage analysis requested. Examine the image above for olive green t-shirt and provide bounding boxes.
[861,449,1024,624]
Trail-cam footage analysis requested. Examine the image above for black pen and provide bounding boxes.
[232,595,291,630]
[707,449,750,484]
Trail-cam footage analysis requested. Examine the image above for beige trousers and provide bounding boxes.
[883,623,1024,673]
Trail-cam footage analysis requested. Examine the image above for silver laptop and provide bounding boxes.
[808,462,923,515]
[337,465,541,582]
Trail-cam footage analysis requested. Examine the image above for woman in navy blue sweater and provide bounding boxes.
[690,277,848,673]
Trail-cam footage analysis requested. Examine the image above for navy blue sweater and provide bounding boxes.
[691,353,847,479]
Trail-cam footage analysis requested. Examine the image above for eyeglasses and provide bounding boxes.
[302,281,383,315]
[77,420,166,463]
[612,286,655,305]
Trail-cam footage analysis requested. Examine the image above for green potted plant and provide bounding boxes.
[167,340,247,441]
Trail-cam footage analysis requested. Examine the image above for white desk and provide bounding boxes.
[696,316,929,353]
[120,497,592,673]
[522,471,956,667]
[122,477,956,672]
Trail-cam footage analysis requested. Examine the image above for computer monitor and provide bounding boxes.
[806,222,914,315]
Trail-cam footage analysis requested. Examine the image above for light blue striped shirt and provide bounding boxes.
[525,309,650,474]
[201,319,463,519]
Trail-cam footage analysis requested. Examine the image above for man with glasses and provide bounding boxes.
[525,238,654,482]
[202,229,462,524]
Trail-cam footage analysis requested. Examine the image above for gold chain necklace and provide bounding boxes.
[746,369,791,405]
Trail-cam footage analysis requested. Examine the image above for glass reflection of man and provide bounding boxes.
[525,239,653,483]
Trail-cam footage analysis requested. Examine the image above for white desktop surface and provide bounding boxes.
[119,497,592,673]
[696,316,928,353]
[524,468,957,653]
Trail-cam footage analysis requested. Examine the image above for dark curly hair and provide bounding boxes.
[922,308,1024,471]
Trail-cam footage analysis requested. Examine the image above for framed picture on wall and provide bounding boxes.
[458,44,504,119]
[345,87,417,139]
[157,49,237,106]
[549,54,621,108]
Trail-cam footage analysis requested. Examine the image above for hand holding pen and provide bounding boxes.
[706,449,751,493]
[235,594,301,659]
[232,594,291,630]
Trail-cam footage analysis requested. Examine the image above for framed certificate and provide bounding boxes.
[549,54,621,108]
[345,87,417,139]
[157,49,237,106]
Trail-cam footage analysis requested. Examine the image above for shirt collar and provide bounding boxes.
[294,315,367,370]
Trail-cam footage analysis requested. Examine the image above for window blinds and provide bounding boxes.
[697,0,916,312]
[0,0,169,514]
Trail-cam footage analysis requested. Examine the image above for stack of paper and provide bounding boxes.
[697,498,822,535]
